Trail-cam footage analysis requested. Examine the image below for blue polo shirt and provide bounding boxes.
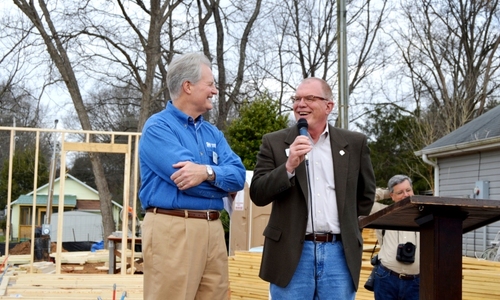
[139,101,245,210]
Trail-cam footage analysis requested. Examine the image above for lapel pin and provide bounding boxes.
[339,150,345,156]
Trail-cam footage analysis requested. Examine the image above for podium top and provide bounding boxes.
[359,195,500,233]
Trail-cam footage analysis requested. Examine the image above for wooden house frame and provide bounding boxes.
[10,174,123,242]
[0,126,141,274]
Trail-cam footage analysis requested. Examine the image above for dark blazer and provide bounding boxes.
[250,124,375,289]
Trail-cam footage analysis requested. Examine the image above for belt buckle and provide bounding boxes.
[206,211,217,221]
[399,273,407,279]
[327,233,333,242]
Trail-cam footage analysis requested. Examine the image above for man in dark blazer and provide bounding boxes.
[250,77,375,299]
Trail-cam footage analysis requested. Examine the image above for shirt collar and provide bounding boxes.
[321,123,329,139]
[166,100,204,127]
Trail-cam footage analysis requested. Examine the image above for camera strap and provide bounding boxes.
[397,231,417,245]
[369,229,385,260]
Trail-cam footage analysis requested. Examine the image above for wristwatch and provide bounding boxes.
[206,165,215,181]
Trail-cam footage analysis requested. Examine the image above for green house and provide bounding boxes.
[10,174,123,242]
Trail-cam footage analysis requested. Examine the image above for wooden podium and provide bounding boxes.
[359,195,500,300]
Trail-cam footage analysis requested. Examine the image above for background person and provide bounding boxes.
[371,174,420,300]
[250,77,376,299]
[138,52,246,300]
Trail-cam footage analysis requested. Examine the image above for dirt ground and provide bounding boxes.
[9,240,65,255]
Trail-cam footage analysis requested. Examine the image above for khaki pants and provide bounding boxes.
[142,212,228,300]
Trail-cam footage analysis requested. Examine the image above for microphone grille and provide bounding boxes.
[297,118,308,130]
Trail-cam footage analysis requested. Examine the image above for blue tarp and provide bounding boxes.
[91,240,104,252]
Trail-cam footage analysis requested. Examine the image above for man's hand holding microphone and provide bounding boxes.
[286,118,312,173]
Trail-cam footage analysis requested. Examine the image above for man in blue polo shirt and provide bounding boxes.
[139,52,245,300]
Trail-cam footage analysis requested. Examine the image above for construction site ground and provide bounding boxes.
[0,233,499,299]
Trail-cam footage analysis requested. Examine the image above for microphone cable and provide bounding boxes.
[297,118,320,298]
[305,152,320,299]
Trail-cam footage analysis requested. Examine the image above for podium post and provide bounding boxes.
[359,195,500,300]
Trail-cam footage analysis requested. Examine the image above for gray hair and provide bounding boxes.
[167,52,212,100]
[388,175,412,193]
[301,77,334,101]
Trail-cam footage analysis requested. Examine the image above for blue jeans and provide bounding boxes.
[270,240,355,300]
[373,264,419,300]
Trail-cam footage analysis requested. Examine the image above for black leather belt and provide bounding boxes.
[304,233,341,243]
[146,208,220,221]
[380,263,419,280]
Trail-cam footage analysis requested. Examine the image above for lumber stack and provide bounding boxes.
[17,261,56,274]
[0,229,496,300]
[462,256,500,300]
[0,274,143,299]
[228,251,268,299]
[227,229,379,300]
[227,231,500,300]
[362,228,379,260]
[357,228,378,300]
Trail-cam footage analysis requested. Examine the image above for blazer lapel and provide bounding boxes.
[329,126,349,216]
[285,128,308,201]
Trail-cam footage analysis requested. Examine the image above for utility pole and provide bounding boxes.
[41,119,59,261]
[337,0,349,129]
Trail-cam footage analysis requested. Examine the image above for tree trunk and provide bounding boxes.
[14,0,116,244]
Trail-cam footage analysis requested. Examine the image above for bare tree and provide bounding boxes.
[61,0,186,131]
[0,12,54,200]
[0,10,50,128]
[392,0,500,137]
[12,0,118,241]
[248,0,390,123]
[194,0,264,129]
[115,0,184,131]
[9,0,197,241]
[85,82,142,133]
[4,0,395,241]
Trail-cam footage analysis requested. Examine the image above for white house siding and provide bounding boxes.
[10,205,20,240]
[50,211,103,242]
[33,176,100,200]
[437,150,500,258]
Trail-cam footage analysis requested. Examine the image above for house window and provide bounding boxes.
[20,207,32,225]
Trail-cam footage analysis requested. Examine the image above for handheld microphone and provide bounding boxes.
[296,118,309,162]
[297,118,308,137]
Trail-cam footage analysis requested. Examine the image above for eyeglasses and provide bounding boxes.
[291,95,329,104]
